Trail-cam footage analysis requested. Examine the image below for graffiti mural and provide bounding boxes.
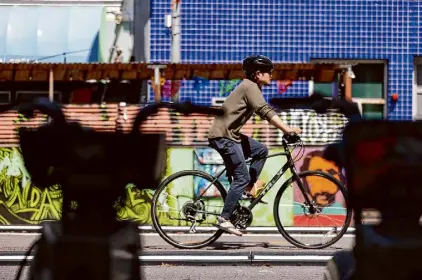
[0,146,347,227]
[193,148,230,197]
[116,186,156,224]
[0,148,62,225]
[0,148,165,225]
[292,146,347,226]
[0,105,349,226]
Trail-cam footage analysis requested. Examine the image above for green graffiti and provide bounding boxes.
[117,185,154,224]
[251,115,264,141]
[13,114,29,124]
[0,148,161,225]
[218,79,240,96]
[0,148,63,224]
[100,103,110,121]
[0,145,342,227]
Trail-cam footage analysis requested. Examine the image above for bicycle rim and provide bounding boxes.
[274,171,352,249]
[151,170,227,249]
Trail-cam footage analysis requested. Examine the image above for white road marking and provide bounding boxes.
[0,232,354,239]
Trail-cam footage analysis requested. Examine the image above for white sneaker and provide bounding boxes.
[215,216,243,236]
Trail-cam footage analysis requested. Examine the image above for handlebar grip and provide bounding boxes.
[270,93,363,121]
[18,98,67,124]
[282,132,301,144]
[131,103,160,134]
[169,101,224,116]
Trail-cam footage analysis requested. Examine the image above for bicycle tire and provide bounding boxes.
[151,170,227,249]
[273,170,352,249]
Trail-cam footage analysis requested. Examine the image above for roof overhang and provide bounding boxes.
[0,62,346,83]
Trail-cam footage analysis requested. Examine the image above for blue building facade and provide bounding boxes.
[149,0,422,121]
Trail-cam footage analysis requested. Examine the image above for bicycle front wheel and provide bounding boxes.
[151,170,227,249]
[273,171,352,249]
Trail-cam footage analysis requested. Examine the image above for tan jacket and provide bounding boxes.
[208,79,276,142]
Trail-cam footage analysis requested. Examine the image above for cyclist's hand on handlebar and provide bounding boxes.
[282,130,302,144]
[286,127,302,134]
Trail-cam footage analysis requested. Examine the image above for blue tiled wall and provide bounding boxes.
[150,0,421,120]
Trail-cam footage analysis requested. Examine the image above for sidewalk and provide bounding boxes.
[0,250,338,266]
[0,231,353,266]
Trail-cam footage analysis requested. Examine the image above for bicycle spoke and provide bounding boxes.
[152,170,227,249]
[274,171,352,249]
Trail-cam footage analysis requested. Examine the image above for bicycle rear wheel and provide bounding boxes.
[273,170,352,249]
[151,170,227,249]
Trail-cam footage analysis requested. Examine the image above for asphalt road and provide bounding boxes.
[1,265,326,280]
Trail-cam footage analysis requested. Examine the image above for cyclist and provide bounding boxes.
[208,55,302,236]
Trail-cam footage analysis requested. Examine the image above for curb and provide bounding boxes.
[251,251,334,265]
[0,225,355,235]
[0,250,336,266]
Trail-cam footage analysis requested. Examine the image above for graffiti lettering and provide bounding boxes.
[117,185,154,224]
[0,148,160,225]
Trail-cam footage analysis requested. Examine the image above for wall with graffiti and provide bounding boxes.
[0,145,345,227]
[0,148,190,225]
[0,104,348,226]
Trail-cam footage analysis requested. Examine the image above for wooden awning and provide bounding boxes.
[0,62,344,83]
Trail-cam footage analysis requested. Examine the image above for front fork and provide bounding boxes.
[290,167,317,215]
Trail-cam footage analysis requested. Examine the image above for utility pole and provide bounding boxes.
[170,0,181,102]
[134,0,150,104]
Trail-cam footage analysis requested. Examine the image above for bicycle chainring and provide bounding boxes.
[230,206,253,229]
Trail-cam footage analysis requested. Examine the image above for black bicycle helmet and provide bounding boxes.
[242,55,274,75]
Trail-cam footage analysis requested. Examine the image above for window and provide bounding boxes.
[312,60,386,120]
[0,92,11,104]
[414,59,422,120]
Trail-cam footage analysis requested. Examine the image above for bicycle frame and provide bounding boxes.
[196,140,314,213]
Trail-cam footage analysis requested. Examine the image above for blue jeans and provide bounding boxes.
[209,135,268,220]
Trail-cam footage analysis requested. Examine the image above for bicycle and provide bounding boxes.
[151,133,352,250]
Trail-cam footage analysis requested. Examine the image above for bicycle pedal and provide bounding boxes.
[256,198,268,204]
[241,192,252,200]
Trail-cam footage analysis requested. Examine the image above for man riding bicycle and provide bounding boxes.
[208,55,302,236]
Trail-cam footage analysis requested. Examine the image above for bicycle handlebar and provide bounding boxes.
[282,132,301,145]
[131,101,223,134]
[270,93,363,121]
[3,96,358,170]
[18,98,67,124]
[1,98,224,191]
[5,98,224,132]
[270,95,364,168]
